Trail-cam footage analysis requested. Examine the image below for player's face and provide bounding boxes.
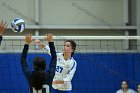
[121,81,128,89]
[138,85,140,93]
[63,42,73,54]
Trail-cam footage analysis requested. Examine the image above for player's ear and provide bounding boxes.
[71,48,74,52]
[72,46,76,52]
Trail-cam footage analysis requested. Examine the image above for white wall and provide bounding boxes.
[0,0,124,26]
[0,0,129,36]
[0,0,137,53]
[137,0,140,33]
[137,0,140,51]
[0,0,35,24]
[40,0,123,26]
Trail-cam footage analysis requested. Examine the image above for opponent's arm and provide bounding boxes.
[45,33,57,76]
[20,33,32,78]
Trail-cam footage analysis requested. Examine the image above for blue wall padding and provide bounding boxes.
[0,53,140,93]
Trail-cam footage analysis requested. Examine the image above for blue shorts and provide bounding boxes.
[52,88,72,93]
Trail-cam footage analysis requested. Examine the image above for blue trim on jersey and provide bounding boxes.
[67,60,75,74]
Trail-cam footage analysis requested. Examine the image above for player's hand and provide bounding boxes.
[44,33,53,42]
[52,80,64,84]
[35,39,45,48]
[0,20,8,35]
[25,33,32,45]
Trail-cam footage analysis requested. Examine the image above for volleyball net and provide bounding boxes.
[1,35,140,53]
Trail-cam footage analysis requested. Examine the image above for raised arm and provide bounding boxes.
[44,33,57,82]
[0,20,8,45]
[20,33,32,79]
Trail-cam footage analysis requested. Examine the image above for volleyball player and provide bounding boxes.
[0,20,7,45]
[21,33,57,93]
[35,39,77,93]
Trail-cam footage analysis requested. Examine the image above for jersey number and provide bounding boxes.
[56,66,63,73]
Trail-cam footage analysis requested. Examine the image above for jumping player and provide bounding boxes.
[35,39,77,93]
[52,40,77,93]
[21,33,57,93]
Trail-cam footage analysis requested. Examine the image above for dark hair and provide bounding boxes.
[32,71,45,90]
[33,57,46,71]
[32,57,46,90]
[65,40,76,57]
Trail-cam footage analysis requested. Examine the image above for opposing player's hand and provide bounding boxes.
[25,33,32,45]
[44,33,53,42]
[0,20,8,35]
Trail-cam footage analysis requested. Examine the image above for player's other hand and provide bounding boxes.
[52,80,64,84]
[0,20,8,35]
[25,33,32,45]
[35,39,45,49]
[44,33,53,42]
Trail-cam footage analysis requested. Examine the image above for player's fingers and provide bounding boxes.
[35,39,43,46]
[26,33,30,38]
[29,34,32,39]
[44,34,48,39]
[27,33,30,37]
[2,22,6,28]
[0,20,3,26]
[0,21,3,28]
[48,33,52,38]
[35,39,39,43]
[4,24,8,29]
[49,33,52,36]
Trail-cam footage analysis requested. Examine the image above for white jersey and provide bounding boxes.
[116,89,137,93]
[52,53,77,91]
